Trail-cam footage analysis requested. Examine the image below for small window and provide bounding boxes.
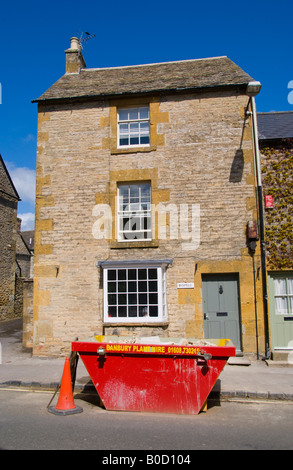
[274,276,293,315]
[117,182,152,241]
[103,264,167,323]
[118,106,150,147]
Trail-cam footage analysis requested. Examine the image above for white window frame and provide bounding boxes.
[117,182,152,242]
[273,275,293,315]
[99,261,170,324]
[117,106,150,148]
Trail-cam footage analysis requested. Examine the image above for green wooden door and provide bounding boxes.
[268,273,293,350]
[202,273,242,351]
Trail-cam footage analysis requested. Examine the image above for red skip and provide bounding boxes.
[72,339,235,415]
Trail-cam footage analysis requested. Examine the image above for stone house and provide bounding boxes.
[0,155,21,320]
[258,111,293,360]
[31,37,266,357]
[20,229,34,278]
[0,155,34,323]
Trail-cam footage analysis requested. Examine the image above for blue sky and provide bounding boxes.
[0,0,292,230]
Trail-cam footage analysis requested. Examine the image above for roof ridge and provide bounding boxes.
[84,56,228,72]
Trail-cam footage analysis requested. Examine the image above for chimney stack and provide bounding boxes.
[65,37,86,74]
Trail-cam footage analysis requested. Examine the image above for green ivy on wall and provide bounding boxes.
[261,140,293,270]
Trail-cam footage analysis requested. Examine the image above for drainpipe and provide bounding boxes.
[246,83,270,360]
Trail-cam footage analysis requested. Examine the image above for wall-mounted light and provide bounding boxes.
[246,81,262,97]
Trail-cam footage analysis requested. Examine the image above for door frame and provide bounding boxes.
[268,271,293,351]
[202,272,242,352]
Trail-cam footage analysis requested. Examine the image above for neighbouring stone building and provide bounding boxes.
[0,155,21,320]
[31,38,266,357]
[258,111,293,360]
[0,155,33,322]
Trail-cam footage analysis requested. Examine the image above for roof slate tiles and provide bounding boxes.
[33,56,253,103]
[257,111,293,140]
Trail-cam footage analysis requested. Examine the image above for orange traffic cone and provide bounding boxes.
[48,357,83,415]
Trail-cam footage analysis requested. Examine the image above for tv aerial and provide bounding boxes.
[78,31,96,50]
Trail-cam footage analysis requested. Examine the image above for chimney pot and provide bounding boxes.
[70,37,80,50]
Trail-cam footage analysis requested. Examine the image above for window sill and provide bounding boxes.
[103,321,169,327]
[110,240,159,249]
[111,145,156,155]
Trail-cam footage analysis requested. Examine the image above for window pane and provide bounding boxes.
[127,269,135,280]
[118,306,127,317]
[129,109,139,120]
[138,269,147,279]
[141,183,150,196]
[149,269,157,279]
[133,232,144,240]
[138,281,147,292]
[140,135,150,145]
[129,202,140,211]
[130,136,139,145]
[108,294,116,305]
[128,216,139,232]
[128,294,137,304]
[275,297,288,314]
[130,122,139,133]
[119,123,129,134]
[128,281,137,292]
[119,185,129,197]
[129,306,137,317]
[139,293,147,304]
[118,282,126,292]
[118,294,127,305]
[129,185,139,197]
[108,270,116,281]
[139,107,149,119]
[118,109,129,121]
[108,282,116,293]
[139,306,148,317]
[275,278,286,295]
[141,202,150,211]
[109,306,117,317]
[122,217,130,231]
[120,137,129,146]
[118,270,126,280]
[140,122,149,133]
[149,306,158,317]
[149,281,157,292]
[149,293,158,305]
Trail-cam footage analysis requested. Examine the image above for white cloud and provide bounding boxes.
[18,212,35,231]
[7,163,36,204]
[22,134,36,143]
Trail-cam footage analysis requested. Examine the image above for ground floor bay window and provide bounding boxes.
[98,260,171,323]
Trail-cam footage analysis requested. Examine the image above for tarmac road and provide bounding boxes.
[0,389,293,450]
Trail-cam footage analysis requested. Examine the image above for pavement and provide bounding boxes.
[1,318,293,403]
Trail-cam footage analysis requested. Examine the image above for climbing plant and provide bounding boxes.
[260,139,293,270]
